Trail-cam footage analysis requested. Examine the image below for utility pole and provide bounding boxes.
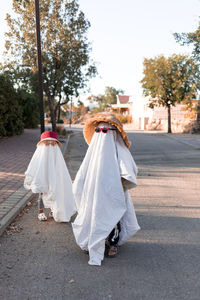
[69,98,72,128]
[35,0,45,134]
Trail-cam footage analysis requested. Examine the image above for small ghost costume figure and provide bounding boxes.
[72,113,140,266]
[24,131,76,222]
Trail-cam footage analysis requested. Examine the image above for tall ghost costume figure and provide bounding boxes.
[24,131,76,222]
[72,113,140,266]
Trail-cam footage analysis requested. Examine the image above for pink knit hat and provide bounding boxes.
[37,131,61,147]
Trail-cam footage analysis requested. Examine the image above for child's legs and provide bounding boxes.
[38,193,44,212]
[37,193,47,221]
[107,222,121,246]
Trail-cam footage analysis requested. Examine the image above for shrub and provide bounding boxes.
[61,128,67,136]
[116,114,132,124]
[17,89,40,128]
[90,107,105,114]
[57,119,64,124]
[0,74,24,137]
[56,124,64,134]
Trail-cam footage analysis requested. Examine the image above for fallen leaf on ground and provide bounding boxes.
[69,279,75,283]
[5,223,23,235]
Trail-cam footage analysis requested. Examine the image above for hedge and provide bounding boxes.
[0,74,24,137]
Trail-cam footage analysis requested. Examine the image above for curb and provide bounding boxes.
[0,133,71,237]
[61,133,71,154]
[0,189,35,236]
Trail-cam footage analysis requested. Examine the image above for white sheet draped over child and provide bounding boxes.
[24,143,76,222]
[72,123,140,266]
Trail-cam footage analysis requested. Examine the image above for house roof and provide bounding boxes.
[118,95,130,104]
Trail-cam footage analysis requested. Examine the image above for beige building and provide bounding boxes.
[131,96,199,133]
[110,94,198,133]
[111,95,132,115]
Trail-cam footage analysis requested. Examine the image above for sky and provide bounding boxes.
[1,0,200,102]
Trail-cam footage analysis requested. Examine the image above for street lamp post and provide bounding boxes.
[35,0,45,134]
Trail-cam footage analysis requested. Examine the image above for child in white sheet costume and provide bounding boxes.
[24,131,76,222]
[72,112,140,266]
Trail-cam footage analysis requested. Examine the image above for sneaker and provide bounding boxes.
[38,212,47,221]
[49,210,53,218]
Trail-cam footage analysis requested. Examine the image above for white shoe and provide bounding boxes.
[49,210,53,218]
[38,213,47,221]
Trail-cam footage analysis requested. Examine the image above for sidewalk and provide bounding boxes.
[0,128,69,236]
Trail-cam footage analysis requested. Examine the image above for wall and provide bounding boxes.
[131,97,198,132]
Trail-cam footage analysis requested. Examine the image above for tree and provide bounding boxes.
[174,28,200,61]
[4,0,97,131]
[72,100,89,122]
[0,73,24,137]
[17,89,40,128]
[103,86,124,105]
[174,27,200,131]
[87,86,124,112]
[141,54,199,133]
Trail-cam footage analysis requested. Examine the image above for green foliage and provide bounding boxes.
[141,54,199,133]
[103,86,124,105]
[17,89,40,128]
[141,54,198,108]
[4,0,97,131]
[61,128,67,136]
[174,26,200,130]
[174,28,200,64]
[88,86,124,110]
[57,119,64,124]
[0,74,24,137]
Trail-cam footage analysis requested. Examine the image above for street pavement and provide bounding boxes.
[0,129,200,299]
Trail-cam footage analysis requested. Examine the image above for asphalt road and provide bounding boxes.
[0,131,200,300]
